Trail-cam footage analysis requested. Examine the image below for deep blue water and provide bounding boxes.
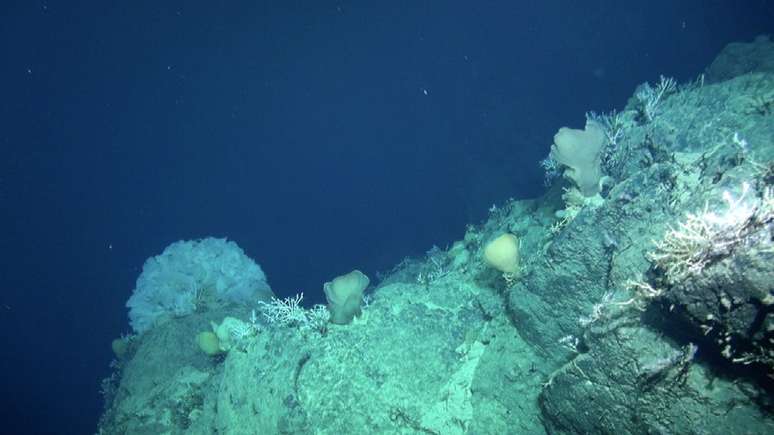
[1,1,772,433]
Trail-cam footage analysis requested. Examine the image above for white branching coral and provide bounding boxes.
[635,75,677,122]
[257,293,308,327]
[302,304,332,334]
[230,310,260,342]
[579,291,615,327]
[649,183,773,284]
[257,293,330,334]
[586,109,625,147]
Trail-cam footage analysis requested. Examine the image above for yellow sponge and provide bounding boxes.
[324,270,370,324]
[483,233,520,274]
[196,331,222,356]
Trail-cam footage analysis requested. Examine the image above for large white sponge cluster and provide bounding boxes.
[126,237,271,333]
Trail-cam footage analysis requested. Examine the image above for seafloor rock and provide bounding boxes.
[99,36,774,435]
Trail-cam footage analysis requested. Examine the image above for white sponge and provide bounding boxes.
[550,120,606,197]
[126,237,271,333]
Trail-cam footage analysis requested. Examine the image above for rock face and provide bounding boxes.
[99,37,774,435]
[705,35,774,82]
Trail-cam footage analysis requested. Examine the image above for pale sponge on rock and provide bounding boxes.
[550,120,606,197]
[126,237,272,333]
[323,270,370,325]
[483,233,520,275]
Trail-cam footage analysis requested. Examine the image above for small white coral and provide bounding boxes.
[649,183,772,283]
[257,293,330,334]
[257,293,308,327]
[635,75,677,122]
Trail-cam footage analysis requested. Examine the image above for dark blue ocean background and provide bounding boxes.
[1,1,772,433]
